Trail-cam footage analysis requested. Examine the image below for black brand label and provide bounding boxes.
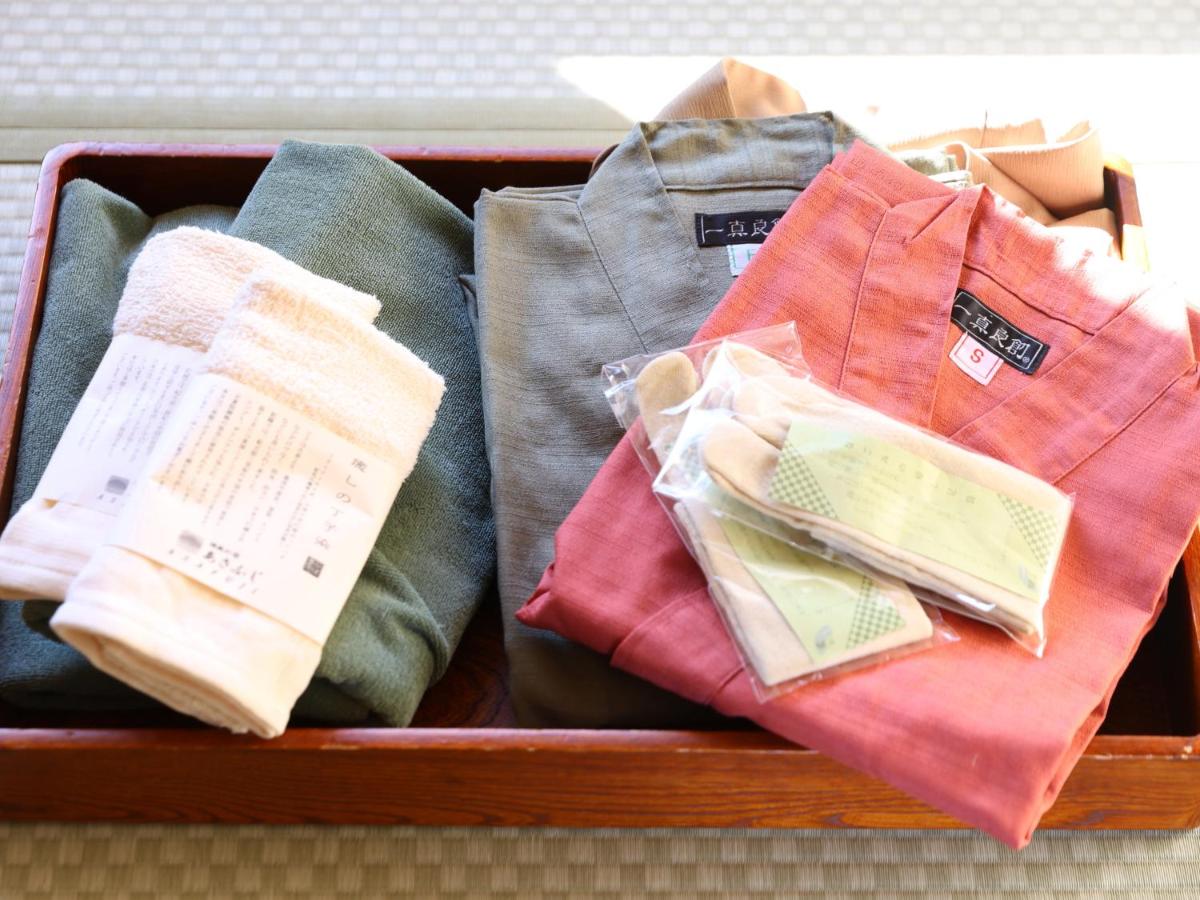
[694,210,788,247]
[950,290,1049,375]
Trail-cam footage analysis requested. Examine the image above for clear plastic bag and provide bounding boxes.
[603,325,958,700]
[606,324,1073,663]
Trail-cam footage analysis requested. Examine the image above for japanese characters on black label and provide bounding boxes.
[949,290,1049,375]
[694,210,788,248]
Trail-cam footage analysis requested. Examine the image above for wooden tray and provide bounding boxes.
[0,143,1197,830]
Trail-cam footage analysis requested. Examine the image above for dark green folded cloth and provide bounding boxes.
[8,142,494,727]
[226,140,494,726]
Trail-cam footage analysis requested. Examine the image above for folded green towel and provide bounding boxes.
[8,143,494,728]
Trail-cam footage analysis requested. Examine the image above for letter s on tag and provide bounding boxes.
[950,333,1002,386]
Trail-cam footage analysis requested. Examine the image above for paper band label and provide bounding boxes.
[37,333,202,515]
[112,373,401,644]
[768,419,1069,602]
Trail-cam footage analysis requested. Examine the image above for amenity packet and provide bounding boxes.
[608,324,1073,660]
[604,324,955,700]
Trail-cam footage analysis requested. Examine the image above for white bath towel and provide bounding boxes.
[51,269,445,738]
[0,227,381,601]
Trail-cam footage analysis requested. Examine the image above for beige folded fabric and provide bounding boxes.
[589,58,808,177]
[658,57,808,121]
[895,119,1108,221]
[1053,208,1121,256]
[883,119,1116,253]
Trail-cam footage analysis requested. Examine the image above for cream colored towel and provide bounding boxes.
[50,269,444,738]
[0,227,380,602]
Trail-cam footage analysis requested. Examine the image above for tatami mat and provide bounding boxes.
[0,163,38,357]
[1,825,1198,898]
[2,1,1200,896]
[1,0,1196,105]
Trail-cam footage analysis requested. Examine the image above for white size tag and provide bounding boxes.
[949,332,1003,386]
[37,333,203,514]
[727,243,760,276]
[111,373,402,644]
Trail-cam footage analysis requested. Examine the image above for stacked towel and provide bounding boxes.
[226,141,494,728]
[0,180,249,714]
[51,269,445,738]
[0,226,380,603]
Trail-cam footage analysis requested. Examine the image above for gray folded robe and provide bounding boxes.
[472,113,870,728]
[7,141,494,727]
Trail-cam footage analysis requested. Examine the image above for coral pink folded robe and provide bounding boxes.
[518,141,1200,848]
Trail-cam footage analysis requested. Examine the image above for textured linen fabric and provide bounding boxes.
[518,142,1200,847]
[474,112,870,727]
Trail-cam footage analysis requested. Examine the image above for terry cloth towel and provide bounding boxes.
[517,142,1200,848]
[0,180,266,716]
[0,227,381,602]
[225,141,494,728]
[51,269,445,738]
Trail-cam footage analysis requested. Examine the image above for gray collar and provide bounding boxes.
[578,112,867,350]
